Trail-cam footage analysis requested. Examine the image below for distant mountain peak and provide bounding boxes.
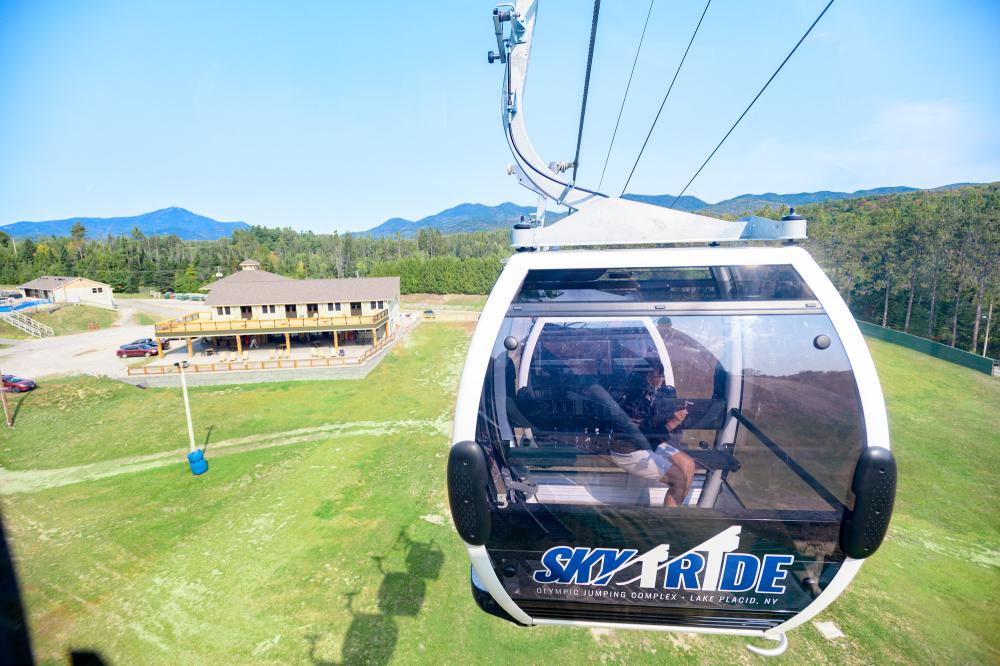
[1,207,251,241]
[363,183,982,238]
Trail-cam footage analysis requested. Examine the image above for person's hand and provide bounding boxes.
[668,408,688,429]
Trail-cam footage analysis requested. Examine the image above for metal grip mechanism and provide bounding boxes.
[448,441,493,546]
[840,446,896,558]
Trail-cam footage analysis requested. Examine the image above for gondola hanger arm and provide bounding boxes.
[491,0,807,249]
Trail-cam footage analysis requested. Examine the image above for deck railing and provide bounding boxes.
[154,308,389,336]
[126,332,395,376]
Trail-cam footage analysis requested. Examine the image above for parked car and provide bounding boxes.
[128,338,168,350]
[117,343,158,358]
[423,309,436,320]
[2,374,36,393]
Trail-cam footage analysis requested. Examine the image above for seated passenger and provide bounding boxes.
[612,357,696,506]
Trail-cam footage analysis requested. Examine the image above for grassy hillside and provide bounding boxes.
[0,327,997,664]
[0,305,118,339]
[31,305,119,336]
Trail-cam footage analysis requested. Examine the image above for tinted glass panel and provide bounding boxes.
[477,313,862,513]
[514,265,815,303]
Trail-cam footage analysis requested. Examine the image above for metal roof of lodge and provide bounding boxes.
[201,268,293,292]
[20,275,105,290]
[204,275,400,307]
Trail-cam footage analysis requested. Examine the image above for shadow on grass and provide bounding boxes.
[69,650,108,665]
[307,528,445,665]
[9,391,33,425]
[202,425,216,453]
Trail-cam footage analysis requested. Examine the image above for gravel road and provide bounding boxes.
[0,299,204,380]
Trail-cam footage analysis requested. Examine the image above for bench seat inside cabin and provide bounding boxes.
[508,447,706,507]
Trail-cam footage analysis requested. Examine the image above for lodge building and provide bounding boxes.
[153,260,400,357]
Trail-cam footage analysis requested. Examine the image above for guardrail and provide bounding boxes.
[858,320,995,376]
[126,333,395,376]
[0,310,54,337]
[155,309,389,335]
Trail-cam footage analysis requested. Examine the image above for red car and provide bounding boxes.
[117,343,158,358]
[2,374,36,393]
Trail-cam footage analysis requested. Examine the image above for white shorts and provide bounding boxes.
[610,443,679,481]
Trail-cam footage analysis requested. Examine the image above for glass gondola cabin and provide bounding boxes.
[448,246,895,638]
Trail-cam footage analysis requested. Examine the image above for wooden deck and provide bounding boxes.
[154,309,389,337]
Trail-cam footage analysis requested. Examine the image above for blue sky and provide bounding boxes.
[1,0,997,232]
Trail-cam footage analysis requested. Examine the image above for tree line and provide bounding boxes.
[0,183,996,355]
[799,183,998,356]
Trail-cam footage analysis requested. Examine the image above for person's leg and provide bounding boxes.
[662,451,696,506]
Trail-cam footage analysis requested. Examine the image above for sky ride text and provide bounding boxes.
[532,526,794,602]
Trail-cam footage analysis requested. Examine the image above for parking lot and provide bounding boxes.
[0,299,204,380]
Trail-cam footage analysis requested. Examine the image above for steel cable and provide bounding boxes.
[620,0,712,197]
[571,0,601,185]
[597,0,656,193]
[670,0,836,207]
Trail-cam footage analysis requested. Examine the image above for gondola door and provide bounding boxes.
[449,247,894,636]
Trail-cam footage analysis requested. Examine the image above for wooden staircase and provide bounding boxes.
[0,310,54,337]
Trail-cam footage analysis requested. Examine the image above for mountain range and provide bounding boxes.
[364,184,978,237]
[0,207,250,241]
[2,183,981,241]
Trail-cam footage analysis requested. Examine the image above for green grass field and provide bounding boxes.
[0,326,997,665]
[400,293,487,311]
[32,305,119,335]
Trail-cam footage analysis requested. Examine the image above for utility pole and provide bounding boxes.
[0,368,12,428]
[174,361,207,474]
[983,300,993,358]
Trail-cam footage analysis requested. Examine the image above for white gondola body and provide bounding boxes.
[450,246,892,637]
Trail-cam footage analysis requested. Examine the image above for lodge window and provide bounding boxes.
[327,303,334,312]
[285,304,297,318]
[91,287,103,293]
[266,305,276,314]
[377,300,384,309]
[307,303,319,317]
[335,302,342,311]
[370,301,377,309]
[217,307,223,315]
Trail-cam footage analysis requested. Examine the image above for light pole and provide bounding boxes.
[174,361,207,475]
[0,366,12,428]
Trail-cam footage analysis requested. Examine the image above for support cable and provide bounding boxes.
[670,0,835,207]
[620,0,712,197]
[571,0,601,185]
[597,0,655,192]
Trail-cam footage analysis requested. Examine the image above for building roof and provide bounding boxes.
[201,269,293,292]
[239,259,261,267]
[205,276,400,307]
[20,276,106,290]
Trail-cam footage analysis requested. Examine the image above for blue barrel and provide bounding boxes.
[187,449,208,475]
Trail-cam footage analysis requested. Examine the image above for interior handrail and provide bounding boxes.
[729,408,844,512]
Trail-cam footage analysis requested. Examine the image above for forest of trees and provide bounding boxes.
[0,183,996,356]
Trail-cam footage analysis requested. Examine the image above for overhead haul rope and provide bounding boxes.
[670,0,836,207]
[620,0,712,197]
[571,0,601,185]
[597,0,655,192]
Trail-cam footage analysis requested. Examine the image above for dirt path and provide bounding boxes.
[0,417,451,495]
